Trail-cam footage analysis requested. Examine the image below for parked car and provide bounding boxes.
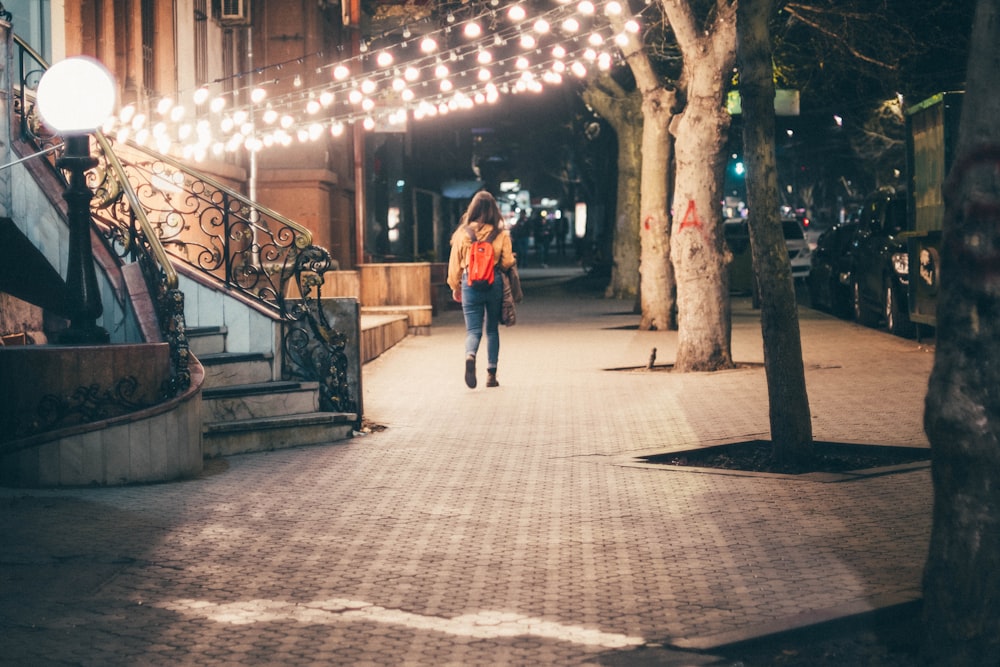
[807,221,858,318]
[782,217,811,280]
[724,217,754,296]
[849,188,915,337]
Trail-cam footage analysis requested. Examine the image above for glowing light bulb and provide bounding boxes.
[263,108,279,124]
[404,66,420,82]
[435,63,450,78]
[157,97,173,115]
[508,5,526,21]
[349,89,363,104]
[307,99,321,114]
[210,97,226,113]
[520,34,536,49]
[334,64,350,80]
[251,87,267,103]
[402,89,415,101]
[377,51,393,67]
[553,45,567,58]
[281,115,294,128]
[362,98,375,111]
[193,88,210,105]
[478,68,492,81]
[578,1,595,14]
[464,22,482,38]
[624,19,640,33]
[420,37,438,53]
[534,19,550,33]
[363,117,375,130]
[571,61,588,77]
[604,1,622,15]
[233,110,248,124]
[516,57,530,70]
[392,78,406,92]
[561,18,580,32]
[361,78,377,94]
[477,50,493,64]
[331,122,345,137]
[320,90,334,106]
[589,32,605,46]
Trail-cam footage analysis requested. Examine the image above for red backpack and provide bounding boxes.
[465,224,500,291]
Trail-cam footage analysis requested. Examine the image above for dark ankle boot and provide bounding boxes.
[486,369,499,387]
[465,355,477,388]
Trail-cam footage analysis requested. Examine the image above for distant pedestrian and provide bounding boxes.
[448,191,517,389]
[511,210,531,266]
[533,212,553,267]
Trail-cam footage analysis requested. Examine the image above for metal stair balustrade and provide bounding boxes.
[10,33,355,419]
[98,140,356,416]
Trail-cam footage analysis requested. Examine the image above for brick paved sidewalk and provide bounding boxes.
[0,268,934,665]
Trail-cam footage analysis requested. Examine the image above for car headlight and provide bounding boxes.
[891,252,908,277]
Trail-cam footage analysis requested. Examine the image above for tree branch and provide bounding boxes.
[783,3,898,70]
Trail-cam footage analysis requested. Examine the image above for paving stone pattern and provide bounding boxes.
[0,268,934,665]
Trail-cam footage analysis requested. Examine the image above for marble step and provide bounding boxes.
[201,380,320,421]
[187,325,227,356]
[198,351,274,388]
[203,412,357,458]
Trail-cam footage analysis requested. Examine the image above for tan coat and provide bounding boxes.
[447,223,516,292]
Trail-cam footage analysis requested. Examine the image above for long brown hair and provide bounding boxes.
[461,190,504,229]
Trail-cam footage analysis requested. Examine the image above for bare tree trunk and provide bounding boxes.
[638,88,677,330]
[605,9,677,327]
[922,1,1000,662]
[583,80,642,301]
[736,0,813,461]
[661,0,737,371]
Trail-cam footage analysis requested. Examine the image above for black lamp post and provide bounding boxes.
[36,57,117,344]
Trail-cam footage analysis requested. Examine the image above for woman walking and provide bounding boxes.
[447,190,517,388]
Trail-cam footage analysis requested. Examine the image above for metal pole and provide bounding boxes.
[57,134,109,344]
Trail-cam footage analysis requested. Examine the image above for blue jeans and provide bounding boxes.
[462,268,502,367]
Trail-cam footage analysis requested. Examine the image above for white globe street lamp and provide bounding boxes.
[36,57,117,344]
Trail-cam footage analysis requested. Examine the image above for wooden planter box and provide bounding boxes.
[358,263,432,333]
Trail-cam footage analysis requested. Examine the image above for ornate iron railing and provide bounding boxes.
[10,34,354,416]
[100,141,355,414]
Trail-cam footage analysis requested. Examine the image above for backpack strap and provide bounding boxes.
[466,223,501,243]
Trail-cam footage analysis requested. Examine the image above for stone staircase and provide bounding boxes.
[188,325,356,458]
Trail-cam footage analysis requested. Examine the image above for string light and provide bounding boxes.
[113,0,646,154]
